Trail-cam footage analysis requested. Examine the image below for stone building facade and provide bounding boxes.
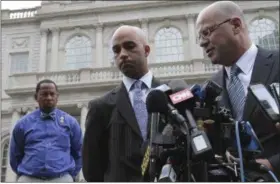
[1,1,279,182]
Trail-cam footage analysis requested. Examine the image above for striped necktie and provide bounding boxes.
[131,80,148,140]
[227,64,246,121]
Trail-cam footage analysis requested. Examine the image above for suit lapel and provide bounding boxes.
[243,47,274,120]
[116,77,161,140]
[116,83,142,138]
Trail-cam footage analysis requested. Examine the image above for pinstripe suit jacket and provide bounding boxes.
[82,78,161,182]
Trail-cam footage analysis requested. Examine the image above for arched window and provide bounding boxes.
[65,35,92,70]
[249,18,279,50]
[155,27,184,63]
[1,141,9,182]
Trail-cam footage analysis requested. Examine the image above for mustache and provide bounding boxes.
[120,61,134,68]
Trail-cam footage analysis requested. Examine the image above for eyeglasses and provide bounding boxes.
[197,19,231,40]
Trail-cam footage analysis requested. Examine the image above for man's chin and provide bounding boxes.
[122,69,138,79]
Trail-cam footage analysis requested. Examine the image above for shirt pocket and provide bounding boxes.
[57,124,71,149]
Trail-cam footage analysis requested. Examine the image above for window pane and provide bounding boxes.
[65,36,92,70]
[249,18,279,50]
[155,27,184,63]
[10,53,29,74]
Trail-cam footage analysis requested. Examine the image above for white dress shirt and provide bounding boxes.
[122,71,153,107]
[225,44,258,96]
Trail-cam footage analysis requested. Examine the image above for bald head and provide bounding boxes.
[197,1,245,25]
[111,25,148,46]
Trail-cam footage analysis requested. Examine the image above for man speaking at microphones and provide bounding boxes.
[82,25,163,182]
[196,0,280,178]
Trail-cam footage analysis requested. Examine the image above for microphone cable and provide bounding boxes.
[235,120,245,182]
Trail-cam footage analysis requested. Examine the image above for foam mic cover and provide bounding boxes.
[146,90,169,114]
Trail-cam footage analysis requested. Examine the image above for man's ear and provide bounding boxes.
[144,45,150,57]
[34,94,37,101]
[230,17,242,35]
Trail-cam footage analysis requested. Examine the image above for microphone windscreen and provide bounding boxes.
[146,90,169,113]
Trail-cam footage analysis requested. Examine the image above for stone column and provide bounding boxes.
[149,38,156,63]
[95,24,103,67]
[186,14,204,60]
[50,27,60,71]
[77,103,88,181]
[6,109,21,182]
[78,103,88,134]
[139,18,149,42]
[39,29,48,72]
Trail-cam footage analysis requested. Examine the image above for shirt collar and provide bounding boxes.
[123,71,153,92]
[39,108,57,120]
[225,44,258,77]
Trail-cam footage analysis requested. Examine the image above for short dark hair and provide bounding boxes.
[35,79,58,94]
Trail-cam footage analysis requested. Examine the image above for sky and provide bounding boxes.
[1,1,42,10]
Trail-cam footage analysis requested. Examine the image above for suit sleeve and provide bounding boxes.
[82,99,108,182]
[268,153,280,176]
[268,51,280,176]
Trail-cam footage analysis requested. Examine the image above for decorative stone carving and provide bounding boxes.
[95,23,103,32]
[11,37,29,49]
[138,18,149,25]
[258,9,265,17]
[185,13,197,20]
[74,27,81,34]
[40,28,49,36]
[163,18,171,28]
[50,27,60,33]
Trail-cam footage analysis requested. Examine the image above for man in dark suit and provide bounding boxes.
[196,1,280,179]
[82,25,161,181]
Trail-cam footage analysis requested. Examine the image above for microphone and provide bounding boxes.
[141,90,166,181]
[168,80,213,159]
[143,85,174,181]
[158,157,177,182]
[248,84,280,123]
[270,83,280,108]
[146,89,189,133]
[201,80,223,107]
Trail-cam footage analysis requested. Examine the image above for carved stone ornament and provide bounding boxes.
[11,37,29,49]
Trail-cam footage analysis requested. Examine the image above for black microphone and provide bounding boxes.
[201,80,223,106]
[248,84,280,123]
[144,85,174,181]
[270,83,280,109]
[168,80,213,159]
[141,91,165,181]
[146,89,189,132]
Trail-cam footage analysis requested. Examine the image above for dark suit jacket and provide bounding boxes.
[82,78,161,182]
[211,47,280,175]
